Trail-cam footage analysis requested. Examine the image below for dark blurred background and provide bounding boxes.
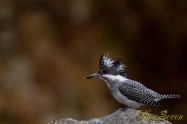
[0,0,186,124]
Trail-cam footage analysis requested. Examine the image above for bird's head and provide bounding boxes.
[85,54,126,82]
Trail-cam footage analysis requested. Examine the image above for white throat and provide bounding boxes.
[102,74,128,82]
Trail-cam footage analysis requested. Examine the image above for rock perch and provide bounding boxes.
[48,108,172,124]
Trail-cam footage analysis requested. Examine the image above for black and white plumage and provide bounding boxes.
[85,54,180,109]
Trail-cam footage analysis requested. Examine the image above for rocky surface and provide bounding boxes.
[48,108,171,124]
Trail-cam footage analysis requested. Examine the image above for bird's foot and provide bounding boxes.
[118,107,129,112]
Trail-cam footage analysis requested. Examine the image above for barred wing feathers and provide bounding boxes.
[118,80,161,107]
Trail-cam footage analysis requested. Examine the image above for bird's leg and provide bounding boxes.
[118,106,129,112]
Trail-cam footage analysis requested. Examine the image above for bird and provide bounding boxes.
[85,54,180,109]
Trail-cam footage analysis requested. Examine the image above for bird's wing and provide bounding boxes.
[118,79,161,106]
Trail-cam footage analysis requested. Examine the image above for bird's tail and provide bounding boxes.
[160,94,180,99]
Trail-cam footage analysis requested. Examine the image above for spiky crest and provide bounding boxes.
[99,54,126,76]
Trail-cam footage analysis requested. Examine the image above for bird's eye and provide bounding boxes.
[102,69,107,74]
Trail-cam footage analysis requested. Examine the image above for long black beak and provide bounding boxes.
[85,73,100,79]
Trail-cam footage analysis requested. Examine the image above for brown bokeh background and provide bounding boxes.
[0,0,186,124]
